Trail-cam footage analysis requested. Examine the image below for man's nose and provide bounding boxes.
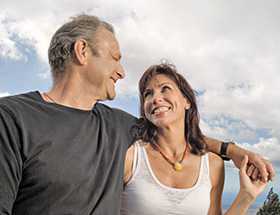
[116,64,125,79]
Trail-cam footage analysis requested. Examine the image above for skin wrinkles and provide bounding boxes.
[87,27,125,102]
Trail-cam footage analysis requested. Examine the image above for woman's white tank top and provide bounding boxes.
[121,141,211,215]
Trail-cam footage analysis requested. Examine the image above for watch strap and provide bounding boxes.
[220,141,230,161]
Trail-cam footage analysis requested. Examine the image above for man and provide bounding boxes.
[0,14,275,214]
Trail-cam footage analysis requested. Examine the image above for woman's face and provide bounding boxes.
[143,74,190,129]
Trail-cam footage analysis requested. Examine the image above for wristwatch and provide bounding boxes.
[220,140,235,161]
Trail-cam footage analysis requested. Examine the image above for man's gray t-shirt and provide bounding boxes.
[0,91,137,214]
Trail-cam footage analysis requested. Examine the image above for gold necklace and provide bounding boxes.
[153,141,188,171]
[43,93,56,103]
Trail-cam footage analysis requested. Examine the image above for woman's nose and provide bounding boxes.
[152,92,163,104]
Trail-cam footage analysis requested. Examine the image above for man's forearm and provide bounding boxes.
[205,136,275,182]
[204,136,222,155]
[205,136,250,168]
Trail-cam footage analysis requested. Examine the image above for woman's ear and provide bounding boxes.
[73,39,90,65]
[184,99,191,110]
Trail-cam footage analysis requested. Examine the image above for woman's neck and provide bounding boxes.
[155,126,186,157]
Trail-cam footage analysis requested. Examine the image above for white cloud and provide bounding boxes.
[38,71,51,79]
[200,118,257,142]
[114,1,280,141]
[224,137,280,173]
[0,14,27,61]
[237,138,280,165]
[0,92,10,98]
[221,138,280,185]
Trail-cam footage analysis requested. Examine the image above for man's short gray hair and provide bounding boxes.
[48,13,114,81]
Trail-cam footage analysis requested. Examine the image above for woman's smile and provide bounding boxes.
[153,106,171,114]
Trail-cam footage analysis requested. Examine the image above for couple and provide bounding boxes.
[0,13,274,214]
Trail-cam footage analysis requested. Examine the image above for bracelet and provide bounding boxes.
[220,140,235,161]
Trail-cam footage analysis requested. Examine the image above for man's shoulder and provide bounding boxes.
[97,103,137,120]
[0,91,40,104]
[96,103,138,134]
[0,91,42,114]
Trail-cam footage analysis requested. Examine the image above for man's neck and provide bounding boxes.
[44,76,99,110]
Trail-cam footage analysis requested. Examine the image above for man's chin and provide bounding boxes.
[107,93,116,101]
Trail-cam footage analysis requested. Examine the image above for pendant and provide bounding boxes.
[173,162,182,171]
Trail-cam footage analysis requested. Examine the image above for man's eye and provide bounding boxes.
[112,56,119,61]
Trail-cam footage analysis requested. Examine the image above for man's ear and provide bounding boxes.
[73,39,90,65]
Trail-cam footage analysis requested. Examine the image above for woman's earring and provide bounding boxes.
[185,104,191,110]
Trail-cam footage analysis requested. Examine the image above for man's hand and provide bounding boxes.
[227,144,275,182]
[204,136,275,183]
[239,155,268,199]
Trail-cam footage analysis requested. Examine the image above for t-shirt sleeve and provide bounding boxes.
[112,108,138,148]
[0,105,22,214]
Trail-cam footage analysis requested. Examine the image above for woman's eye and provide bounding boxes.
[162,86,171,92]
[144,91,151,98]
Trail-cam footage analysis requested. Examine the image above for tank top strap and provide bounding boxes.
[129,140,143,183]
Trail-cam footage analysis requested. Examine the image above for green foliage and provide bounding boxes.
[257,187,280,215]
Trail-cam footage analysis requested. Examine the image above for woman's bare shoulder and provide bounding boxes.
[208,151,224,169]
[208,152,224,183]
[124,143,136,184]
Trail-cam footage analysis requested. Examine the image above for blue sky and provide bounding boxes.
[1,0,279,203]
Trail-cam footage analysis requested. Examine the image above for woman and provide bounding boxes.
[121,62,267,215]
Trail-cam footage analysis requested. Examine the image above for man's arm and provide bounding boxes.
[204,136,275,182]
[0,107,22,213]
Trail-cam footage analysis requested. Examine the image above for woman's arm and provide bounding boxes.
[204,136,275,182]
[225,155,268,215]
[208,152,224,215]
[124,144,135,184]
[208,153,268,215]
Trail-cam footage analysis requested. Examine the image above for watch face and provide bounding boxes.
[220,154,230,161]
[223,140,235,145]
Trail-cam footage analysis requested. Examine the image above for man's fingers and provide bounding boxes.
[265,160,275,181]
[251,168,260,180]
[246,164,260,180]
[246,164,255,177]
[248,153,268,182]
